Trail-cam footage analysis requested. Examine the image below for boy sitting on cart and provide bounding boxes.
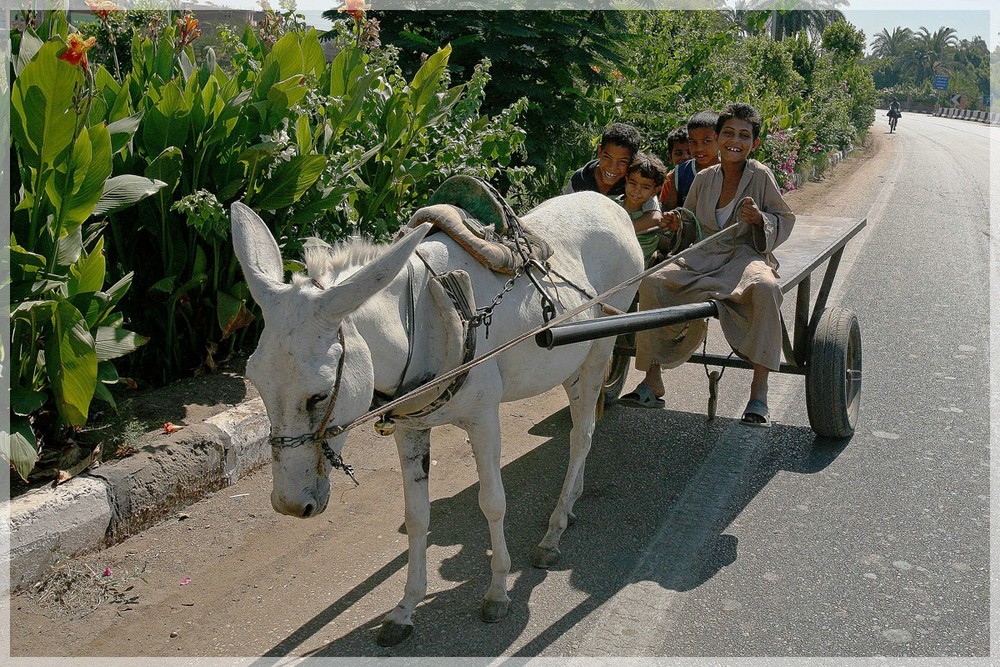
[620,102,795,427]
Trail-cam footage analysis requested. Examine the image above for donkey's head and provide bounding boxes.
[231,202,429,517]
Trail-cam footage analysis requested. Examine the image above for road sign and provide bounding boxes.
[950,93,962,105]
[933,75,950,90]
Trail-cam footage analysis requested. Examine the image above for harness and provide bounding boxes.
[269,179,731,487]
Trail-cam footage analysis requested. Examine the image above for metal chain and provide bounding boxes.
[472,264,523,338]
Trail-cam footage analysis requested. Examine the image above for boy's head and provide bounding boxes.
[594,122,642,192]
[666,126,690,167]
[716,102,762,164]
[716,102,762,141]
[623,152,666,210]
[686,110,721,169]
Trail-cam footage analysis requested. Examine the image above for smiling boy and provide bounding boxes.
[660,110,721,211]
[622,103,795,427]
[564,123,642,196]
[617,153,667,263]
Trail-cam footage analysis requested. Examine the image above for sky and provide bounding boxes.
[273,1,1000,50]
[44,0,998,50]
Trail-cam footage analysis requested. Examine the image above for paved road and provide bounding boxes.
[10,114,994,661]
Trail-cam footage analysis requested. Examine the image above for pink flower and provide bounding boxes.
[102,567,112,576]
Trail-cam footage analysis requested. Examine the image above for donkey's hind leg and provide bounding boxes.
[378,427,431,647]
[532,338,615,569]
[460,406,512,623]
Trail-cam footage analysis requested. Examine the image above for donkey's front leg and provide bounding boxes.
[533,340,613,569]
[461,407,511,623]
[378,427,431,647]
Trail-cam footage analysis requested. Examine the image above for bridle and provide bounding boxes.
[267,327,359,486]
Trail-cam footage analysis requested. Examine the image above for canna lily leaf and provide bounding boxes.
[46,299,98,427]
[107,112,144,154]
[251,155,327,211]
[11,41,81,170]
[3,417,40,482]
[69,236,106,295]
[14,28,44,77]
[95,326,149,361]
[64,122,114,228]
[92,176,168,217]
[11,386,47,416]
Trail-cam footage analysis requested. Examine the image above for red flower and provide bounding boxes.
[163,422,184,434]
[59,33,96,69]
[339,0,370,22]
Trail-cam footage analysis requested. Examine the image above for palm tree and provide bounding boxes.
[731,0,848,40]
[870,27,913,59]
[720,0,769,37]
[902,26,959,80]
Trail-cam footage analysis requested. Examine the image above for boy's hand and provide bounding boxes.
[661,210,681,232]
[740,197,763,226]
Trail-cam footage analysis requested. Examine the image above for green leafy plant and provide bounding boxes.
[7,27,161,479]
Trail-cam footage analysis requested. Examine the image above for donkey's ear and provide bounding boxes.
[231,201,289,312]
[320,222,433,323]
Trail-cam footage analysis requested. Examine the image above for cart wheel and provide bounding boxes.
[806,307,862,438]
[603,344,631,405]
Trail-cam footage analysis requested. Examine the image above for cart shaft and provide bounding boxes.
[536,301,719,349]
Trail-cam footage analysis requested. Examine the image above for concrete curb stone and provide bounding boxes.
[6,396,271,590]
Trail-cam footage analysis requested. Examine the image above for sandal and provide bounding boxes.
[618,383,665,409]
[741,399,771,428]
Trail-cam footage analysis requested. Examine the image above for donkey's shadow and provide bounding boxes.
[258,403,847,658]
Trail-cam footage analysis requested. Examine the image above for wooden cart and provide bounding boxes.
[537,215,867,438]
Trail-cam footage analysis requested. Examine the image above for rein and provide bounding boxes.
[313,222,741,442]
[271,218,740,487]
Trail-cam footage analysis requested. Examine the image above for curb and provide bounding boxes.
[5,397,270,590]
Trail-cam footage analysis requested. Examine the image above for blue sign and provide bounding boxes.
[932,75,950,90]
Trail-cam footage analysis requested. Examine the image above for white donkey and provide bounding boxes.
[231,191,642,646]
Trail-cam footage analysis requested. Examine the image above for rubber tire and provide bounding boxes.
[603,344,631,405]
[806,307,862,438]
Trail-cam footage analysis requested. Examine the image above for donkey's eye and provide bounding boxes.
[307,393,328,409]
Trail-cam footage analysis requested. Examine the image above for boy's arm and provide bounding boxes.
[745,168,795,253]
[632,195,662,232]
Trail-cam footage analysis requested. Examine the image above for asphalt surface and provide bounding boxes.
[7,114,995,662]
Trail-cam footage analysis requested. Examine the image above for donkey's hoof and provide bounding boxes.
[567,511,577,526]
[481,598,510,623]
[531,545,561,569]
[376,620,413,647]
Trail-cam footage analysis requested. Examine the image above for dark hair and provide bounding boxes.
[716,102,762,140]
[626,152,666,187]
[667,126,689,152]
[599,122,642,155]
[687,110,720,133]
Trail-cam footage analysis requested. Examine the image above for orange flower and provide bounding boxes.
[339,0,370,21]
[87,0,118,21]
[176,14,201,47]
[59,33,96,69]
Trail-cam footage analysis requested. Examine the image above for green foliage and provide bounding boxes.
[369,10,632,201]
[66,11,526,385]
[822,20,865,61]
[8,32,157,479]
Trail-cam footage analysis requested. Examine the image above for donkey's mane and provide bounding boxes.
[294,236,393,288]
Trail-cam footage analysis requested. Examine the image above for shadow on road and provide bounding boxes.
[252,403,849,659]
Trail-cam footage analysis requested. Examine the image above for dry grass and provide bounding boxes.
[28,552,148,619]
